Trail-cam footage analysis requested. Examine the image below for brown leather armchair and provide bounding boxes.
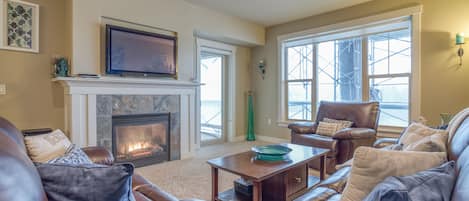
[288,101,380,173]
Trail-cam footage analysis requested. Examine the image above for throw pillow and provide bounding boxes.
[36,163,135,201]
[24,129,72,163]
[403,134,447,152]
[47,145,93,165]
[323,118,354,128]
[340,147,447,201]
[363,161,456,201]
[316,122,343,136]
[399,123,448,152]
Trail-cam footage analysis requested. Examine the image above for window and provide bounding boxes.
[368,29,411,127]
[280,14,419,128]
[286,45,313,120]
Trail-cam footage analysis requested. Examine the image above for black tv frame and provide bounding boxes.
[105,24,178,77]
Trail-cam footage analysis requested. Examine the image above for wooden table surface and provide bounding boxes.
[207,143,329,182]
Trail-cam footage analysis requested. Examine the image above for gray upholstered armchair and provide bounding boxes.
[288,101,380,173]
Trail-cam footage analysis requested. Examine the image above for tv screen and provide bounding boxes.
[106,25,177,76]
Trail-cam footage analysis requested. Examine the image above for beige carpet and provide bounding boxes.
[137,140,319,200]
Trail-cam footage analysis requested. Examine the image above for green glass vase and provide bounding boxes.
[246,92,256,141]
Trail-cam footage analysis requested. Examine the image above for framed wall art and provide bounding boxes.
[0,0,39,53]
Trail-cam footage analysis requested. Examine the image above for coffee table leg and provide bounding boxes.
[211,167,219,201]
[253,181,262,201]
[319,155,326,180]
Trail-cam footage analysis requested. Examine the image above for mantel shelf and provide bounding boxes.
[52,76,201,87]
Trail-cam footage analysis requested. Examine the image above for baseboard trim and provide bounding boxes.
[229,135,289,143]
[257,135,289,143]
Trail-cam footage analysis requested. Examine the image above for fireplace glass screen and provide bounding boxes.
[112,113,170,167]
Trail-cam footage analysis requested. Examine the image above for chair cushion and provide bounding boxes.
[291,134,338,156]
[293,187,338,201]
[317,166,351,193]
[363,161,456,201]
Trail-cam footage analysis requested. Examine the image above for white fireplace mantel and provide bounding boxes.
[53,76,200,159]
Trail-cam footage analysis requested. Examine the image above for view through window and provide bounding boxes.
[283,20,412,127]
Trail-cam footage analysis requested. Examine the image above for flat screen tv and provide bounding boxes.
[106,25,177,77]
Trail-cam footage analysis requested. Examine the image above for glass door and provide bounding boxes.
[200,52,225,145]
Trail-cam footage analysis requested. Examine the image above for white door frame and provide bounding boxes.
[195,38,237,147]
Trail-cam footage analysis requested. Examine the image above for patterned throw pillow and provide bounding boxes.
[316,118,353,136]
[316,122,343,136]
[323,118,354,128]
[24,129,72,163]
[47,145,93,165]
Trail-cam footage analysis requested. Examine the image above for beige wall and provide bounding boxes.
[69,0,265,79]
[235,47,252,137]
[251,0,469,139]
[0,0,262,134]
[0,0,66,130]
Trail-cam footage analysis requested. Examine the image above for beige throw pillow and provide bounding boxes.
[404,134,447,152]
[24,129,72,163]
[323,118,354,128]
[340,147,447,201]
[399,123,448,152]
[316,122,342,136]
[316,118,353,137]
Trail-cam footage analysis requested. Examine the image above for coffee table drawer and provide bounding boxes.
[286,165,307,196]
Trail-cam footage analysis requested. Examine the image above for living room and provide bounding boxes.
[0,0,468,201]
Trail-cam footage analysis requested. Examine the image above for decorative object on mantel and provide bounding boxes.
[53,57,69,77]
[246,90,256,141]
[456,32,465,66]
[257,59,266,80]
[0,0,39,53]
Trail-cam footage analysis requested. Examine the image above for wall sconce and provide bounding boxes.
[258,59,266,80]
[456,32,465,66]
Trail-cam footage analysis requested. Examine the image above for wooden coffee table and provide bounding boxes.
[207,143,329,201]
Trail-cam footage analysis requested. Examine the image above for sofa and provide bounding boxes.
[293,108,469,201]
[0,116,198,201]
[288,101,380,173]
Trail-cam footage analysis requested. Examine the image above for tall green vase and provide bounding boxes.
[246,92,256,141]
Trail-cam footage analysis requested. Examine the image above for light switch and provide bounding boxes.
[0,84,6,95]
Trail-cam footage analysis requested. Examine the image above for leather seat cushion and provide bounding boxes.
[293,187,338,201]
[292,134,338,157]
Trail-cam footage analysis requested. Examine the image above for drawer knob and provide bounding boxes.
[295,177,302,183]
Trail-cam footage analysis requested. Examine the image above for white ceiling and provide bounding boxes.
[184,0,372,27]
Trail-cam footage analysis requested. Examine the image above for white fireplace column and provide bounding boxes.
[53,77,200,159]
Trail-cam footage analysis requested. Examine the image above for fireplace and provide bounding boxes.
[112,113,170,167]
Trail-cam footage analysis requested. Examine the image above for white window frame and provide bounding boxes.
[277,6,422,134]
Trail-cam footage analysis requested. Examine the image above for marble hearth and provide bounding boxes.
[54,77,200,159]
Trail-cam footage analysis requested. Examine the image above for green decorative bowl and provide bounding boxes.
[251,145,293,161]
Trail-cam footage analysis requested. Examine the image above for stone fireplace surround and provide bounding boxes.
[97,95,180,161]
[54,77,199,159]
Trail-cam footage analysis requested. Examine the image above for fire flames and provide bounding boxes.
[127,142,152,153]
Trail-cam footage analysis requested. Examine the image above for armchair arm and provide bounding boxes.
[332,128,376,140]
[373,138,399,148]
[81,146,114,166]
[288,122,317,134]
